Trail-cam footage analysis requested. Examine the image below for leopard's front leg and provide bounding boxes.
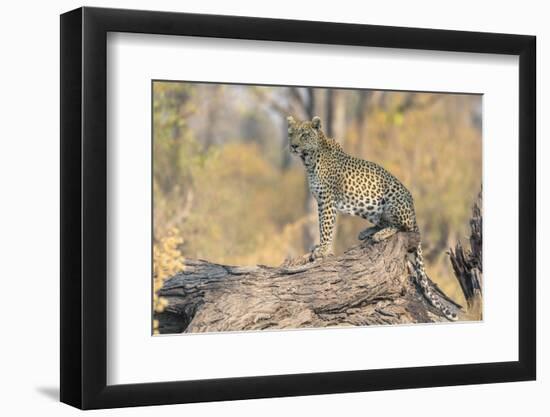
[310,194,336,261]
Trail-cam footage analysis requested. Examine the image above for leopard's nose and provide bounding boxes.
[291,144,298,151]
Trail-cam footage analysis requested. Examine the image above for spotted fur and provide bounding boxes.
[288,115,457,321]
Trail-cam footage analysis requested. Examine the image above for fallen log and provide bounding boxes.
[156,231,463,334]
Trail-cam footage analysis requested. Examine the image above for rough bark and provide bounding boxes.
[449,190,483,319]
[156,231,462,334]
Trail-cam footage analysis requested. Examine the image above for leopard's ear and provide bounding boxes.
[311,116,322,130]
[287,116,296,133]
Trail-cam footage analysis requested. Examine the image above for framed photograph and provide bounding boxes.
[60,6,536,409]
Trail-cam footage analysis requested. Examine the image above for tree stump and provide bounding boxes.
[449,191,483,320]
[156,231,463,334]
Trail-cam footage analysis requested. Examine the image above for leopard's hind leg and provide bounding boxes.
[358,211,385,241]
[358,216,395,242]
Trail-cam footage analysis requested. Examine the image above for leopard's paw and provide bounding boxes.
[371,227,399,243]
[310,244,333,261]
[281,253,311,267]
[358,226,380,241]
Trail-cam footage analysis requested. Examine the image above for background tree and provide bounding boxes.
[153,81,482,305]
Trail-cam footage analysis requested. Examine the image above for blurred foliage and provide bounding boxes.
[153,82,482,306]
[152,228,185,334]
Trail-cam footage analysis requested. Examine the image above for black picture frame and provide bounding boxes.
[60,6,536,410]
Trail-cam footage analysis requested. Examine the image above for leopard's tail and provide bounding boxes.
[414,243,459,321]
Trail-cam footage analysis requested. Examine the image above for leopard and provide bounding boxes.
[287,115,458,321]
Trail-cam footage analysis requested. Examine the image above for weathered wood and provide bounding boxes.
[156,231,463,334]
[449,190,483,319]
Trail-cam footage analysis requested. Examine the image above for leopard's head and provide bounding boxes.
[287,116,324,162]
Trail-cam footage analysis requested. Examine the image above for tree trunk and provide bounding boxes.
[449,190,483,319]
[156,231,463,334]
